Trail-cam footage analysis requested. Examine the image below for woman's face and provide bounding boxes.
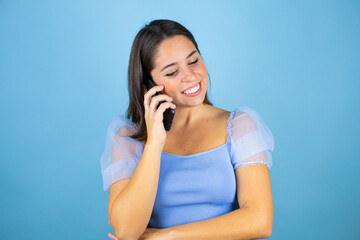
[150,35,208,108]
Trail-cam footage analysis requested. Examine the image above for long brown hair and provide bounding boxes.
[126,19,212,142]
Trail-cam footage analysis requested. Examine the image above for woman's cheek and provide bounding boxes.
[164,82,179,96]
[200,64,207,74]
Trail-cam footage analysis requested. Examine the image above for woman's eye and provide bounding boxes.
[189,58,198,65]
[165,70,178,77]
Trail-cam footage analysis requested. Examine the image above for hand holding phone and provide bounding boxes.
[144,78,175,131]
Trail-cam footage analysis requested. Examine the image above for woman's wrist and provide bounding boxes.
[144,140,164,154]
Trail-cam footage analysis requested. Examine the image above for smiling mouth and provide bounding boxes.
[181,82,201,94]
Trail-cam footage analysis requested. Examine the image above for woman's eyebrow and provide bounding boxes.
[160,50,198,72]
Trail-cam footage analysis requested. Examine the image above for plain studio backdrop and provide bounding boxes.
[0,0,359,239]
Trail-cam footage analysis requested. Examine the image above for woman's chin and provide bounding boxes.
[176,97,206,108]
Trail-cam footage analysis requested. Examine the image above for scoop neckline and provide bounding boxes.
[160,109,235,158]
[161,141,230,158]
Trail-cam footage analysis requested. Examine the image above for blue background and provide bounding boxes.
[1,0,359,239]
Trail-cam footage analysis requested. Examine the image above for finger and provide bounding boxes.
[149,94,173,111]
[143,86,158,108]
[144,87,163,109]
[144,85,164,102]
[144,84,163,97]
[108,232,118,240]
[155,102,176,119]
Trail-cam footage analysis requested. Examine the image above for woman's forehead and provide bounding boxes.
[153,35,197,68]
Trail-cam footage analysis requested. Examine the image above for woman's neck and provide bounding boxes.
[170,103,209,129]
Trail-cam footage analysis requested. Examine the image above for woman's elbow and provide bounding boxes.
[261,225,272,239]
[254,222,272,239]
[109,219,138,240]
[113,229,139,240]
[253,208,273,239]
[258,214,273,239]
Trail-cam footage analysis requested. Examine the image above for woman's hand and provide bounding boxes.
[143,84,176,146]
[107,228,172,240]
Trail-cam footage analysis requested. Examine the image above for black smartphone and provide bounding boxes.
[144,77,175,131]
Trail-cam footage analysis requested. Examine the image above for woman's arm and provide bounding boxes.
[108,142,163,240]
[168,163,273,240]
[109,85,175,240]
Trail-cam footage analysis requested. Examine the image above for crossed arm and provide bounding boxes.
[109,160,273,240]
[167,163,273,240]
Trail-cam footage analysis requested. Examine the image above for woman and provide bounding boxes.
[100,19,274,240]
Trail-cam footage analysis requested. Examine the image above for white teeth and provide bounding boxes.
[182,83,200,94]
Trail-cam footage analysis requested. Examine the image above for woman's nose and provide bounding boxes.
[181,66,196,82]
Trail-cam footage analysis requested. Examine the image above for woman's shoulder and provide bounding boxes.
[107,114,138,139]
[204,104,260,123]
[204,104,261,117]
[199,104,268,128]
[224,106,264,123]
[227,105,274,145]
[232,106,260,115]
[230,106,268,125]
[203,104,231,120]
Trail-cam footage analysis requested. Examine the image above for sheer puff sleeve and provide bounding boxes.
[228,106,274,170]
[100,115,144,192]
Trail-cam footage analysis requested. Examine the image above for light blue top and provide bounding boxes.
[100,106,274,228]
